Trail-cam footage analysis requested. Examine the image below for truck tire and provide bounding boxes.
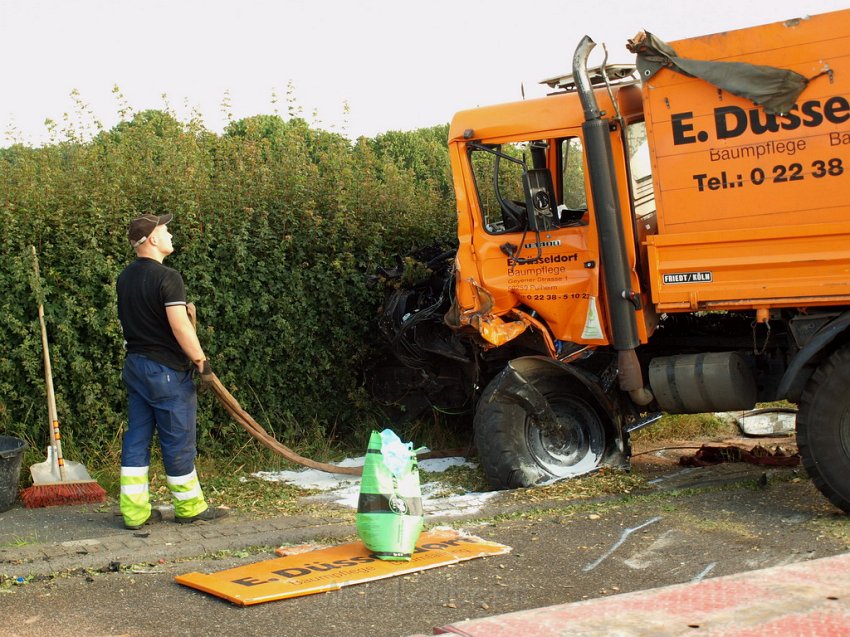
[474,375,608,489]
[796,345,850,513]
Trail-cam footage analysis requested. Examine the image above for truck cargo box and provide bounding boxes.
[643,9,850,312]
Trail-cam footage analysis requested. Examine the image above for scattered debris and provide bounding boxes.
[253,456,499,518]
[679,445,799,468]
[275,544,328,557]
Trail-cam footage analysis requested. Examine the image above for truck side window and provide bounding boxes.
[470,142,528,234]
[626,122,656,224]
[559,137,587,219]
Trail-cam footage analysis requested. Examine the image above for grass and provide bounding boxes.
[398,413,476,456]
[143,464,350,519]
[631,412,738,443]
[515,468,651,503]
[26,441,333,517]
[0,574,34,589]
[198,473,312,518]
[43,418,480,515]
[14,405,776,517]
[465,479,770,526]
[810,510,850,547]
[205,546,276,560]
[0,534,40,548]
[419,464,490,495]
[200,456,647,516]
[673,510,761,540]
[632,401,799,444]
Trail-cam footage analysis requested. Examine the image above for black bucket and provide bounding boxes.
[0,436,27,512]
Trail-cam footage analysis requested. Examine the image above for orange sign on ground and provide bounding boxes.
[175,529,511,606]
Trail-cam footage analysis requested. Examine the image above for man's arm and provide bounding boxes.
[166,305,206,371]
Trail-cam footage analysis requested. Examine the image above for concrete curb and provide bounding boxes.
[0,511,356,578]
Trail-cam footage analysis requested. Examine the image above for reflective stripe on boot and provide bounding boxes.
[120,465,151,528]
[167,468,208,519]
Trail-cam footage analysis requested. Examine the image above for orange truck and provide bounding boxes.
[375,8,850,512]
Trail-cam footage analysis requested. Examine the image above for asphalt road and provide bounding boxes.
[2,455,848,637]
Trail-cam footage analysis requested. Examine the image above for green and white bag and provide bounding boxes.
[355,429,424,561]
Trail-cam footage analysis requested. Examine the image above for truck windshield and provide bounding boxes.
[469,137,587,235]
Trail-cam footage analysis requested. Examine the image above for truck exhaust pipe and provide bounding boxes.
[573,36,603,121]
[572,36,653,406]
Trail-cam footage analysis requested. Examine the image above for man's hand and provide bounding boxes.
[198,359,215,392]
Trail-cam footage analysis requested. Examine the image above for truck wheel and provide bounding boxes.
[474,376,608,489]
[797,346,850,513]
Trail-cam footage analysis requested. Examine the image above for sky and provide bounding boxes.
[1,0,848,146]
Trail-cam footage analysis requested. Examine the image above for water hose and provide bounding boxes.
[207,372,363,476]
[192,301,471,476]
[208,374,473,476]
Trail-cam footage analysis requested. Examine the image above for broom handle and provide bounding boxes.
[32,246,66,481]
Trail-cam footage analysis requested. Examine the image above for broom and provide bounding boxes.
[20,247,107,508]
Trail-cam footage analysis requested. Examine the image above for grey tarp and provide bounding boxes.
[626,31,810,114]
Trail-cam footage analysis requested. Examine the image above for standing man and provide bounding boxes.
[116,213,228,530]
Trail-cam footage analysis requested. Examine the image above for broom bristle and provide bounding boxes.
[20,481,107,508]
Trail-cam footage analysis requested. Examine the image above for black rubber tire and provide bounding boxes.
[796,345,850,514]
[474,375,608,490]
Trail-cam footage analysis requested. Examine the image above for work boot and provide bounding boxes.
[124,508,163,530]
[175,506,230,524]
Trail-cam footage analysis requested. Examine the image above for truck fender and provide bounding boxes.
[487,356,621,435]
[776,311,850,402]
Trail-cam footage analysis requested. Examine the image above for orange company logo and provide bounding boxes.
[229,537,475,587]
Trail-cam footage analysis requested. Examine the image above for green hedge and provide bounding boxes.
[0,111,455,458]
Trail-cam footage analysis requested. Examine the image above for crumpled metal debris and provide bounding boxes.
[679,444,799,468]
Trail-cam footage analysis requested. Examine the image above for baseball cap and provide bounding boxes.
[128,213,173,248]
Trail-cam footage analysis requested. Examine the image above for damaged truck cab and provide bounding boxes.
[378,9,850,512]
[447,59,658,486]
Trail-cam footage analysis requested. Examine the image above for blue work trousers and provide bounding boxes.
[121,353,198,476]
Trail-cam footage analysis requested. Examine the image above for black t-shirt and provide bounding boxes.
[116,258,192,372]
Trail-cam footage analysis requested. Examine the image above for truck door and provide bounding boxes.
[465,134,607,346]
